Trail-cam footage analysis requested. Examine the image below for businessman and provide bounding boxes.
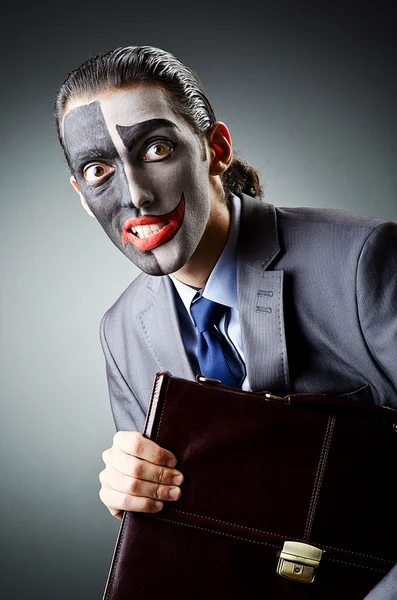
[55,45,397,598]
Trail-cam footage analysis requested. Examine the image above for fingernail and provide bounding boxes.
[154,501,163,511]
[168,487,181,500]
[167,458,177,468]
[172,474,183,486]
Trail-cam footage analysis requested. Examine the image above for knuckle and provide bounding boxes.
[142,498,156,513]
[130,458,143,479]
[157,467,165,484]
[112,431,122,445]
[101,448,110,463]
[114,430,133,448]
[130,433,144,455]
[118,493,130,510]
[154,485,163,500]
[126,477,140,495]
[98,469,106,484]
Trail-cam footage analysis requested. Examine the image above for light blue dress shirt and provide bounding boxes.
[169,194,250,391]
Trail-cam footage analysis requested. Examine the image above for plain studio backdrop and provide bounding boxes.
[0,1,395,598]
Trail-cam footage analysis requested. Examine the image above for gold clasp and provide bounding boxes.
[264,392,287,402]
[277,541,322,583]
[196,375,221,385]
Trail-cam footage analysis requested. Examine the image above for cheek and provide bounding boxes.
[156,148,207,197]
[152,180,211,270]
[79,177,122,230]
[150,162,185,199]
[181,197,210,249]
[170,153,211,241]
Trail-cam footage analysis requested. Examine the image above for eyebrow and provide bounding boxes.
[116,118,180,152]
[70,147,117,171]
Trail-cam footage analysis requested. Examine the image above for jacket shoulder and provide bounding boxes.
[273,205,395,260]
[274,205,386,230]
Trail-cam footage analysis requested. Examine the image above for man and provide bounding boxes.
[55,45,397,598]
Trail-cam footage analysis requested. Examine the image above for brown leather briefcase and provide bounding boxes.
[103,372,397,599]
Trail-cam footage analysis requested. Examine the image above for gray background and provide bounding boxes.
[1,1,395,598]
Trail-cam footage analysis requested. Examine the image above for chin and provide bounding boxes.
[125,253,165,276]
[142,259,188,277]
[123,249,185,277]
[139,264,167,277]
[120,232,199,277]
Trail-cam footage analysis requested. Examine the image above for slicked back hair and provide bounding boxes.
[54,45,263,200]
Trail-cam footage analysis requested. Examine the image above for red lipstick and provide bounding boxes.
[121,193,185,252]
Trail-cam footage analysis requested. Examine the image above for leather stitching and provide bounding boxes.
[165,508,394,564]
[148,515,390,572]
[104,513,129,599]
[154,375,171,443]
[304,414,336,540]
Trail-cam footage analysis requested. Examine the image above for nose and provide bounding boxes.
[120,162,155,210]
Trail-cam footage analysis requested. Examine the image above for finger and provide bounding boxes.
[113,431,178,467]
[109,508,123,521]
[102,455,184,486]
[100,466,182,501]
[99,486,164,514]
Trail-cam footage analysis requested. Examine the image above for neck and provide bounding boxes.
[172,199,230,289]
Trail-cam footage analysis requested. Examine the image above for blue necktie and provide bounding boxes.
[190,296,245,388]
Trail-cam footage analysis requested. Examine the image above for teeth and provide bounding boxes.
[142,225,152,238]
[130,222,166,239]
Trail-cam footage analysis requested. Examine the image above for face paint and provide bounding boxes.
[121,192,185,252]
[63,86,212,276]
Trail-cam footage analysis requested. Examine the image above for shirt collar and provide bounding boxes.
[169,193,241,312]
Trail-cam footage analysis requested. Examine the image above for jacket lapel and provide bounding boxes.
[138,275,196,380]
[137,195,290,394]
[237,195,290,395]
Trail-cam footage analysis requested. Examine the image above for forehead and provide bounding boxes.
[62,84,183,133]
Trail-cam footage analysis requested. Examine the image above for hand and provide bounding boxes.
[99,431,184,520]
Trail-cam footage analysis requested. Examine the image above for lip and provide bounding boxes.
[121,193,185,252]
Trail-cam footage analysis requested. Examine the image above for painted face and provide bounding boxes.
[62,86,211,275]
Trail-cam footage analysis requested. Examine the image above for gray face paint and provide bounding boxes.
[63,86,212,276]
[116,119,179,152]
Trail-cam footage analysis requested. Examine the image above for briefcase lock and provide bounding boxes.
[277,541,322,583]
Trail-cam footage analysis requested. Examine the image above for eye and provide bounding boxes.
[142,140,175,162]
[83,163,114,183]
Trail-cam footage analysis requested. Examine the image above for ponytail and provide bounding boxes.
[221,156,263,199]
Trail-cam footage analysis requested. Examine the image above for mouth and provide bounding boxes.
[121,193,185,252]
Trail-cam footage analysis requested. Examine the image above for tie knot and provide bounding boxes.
[190,297,227,333]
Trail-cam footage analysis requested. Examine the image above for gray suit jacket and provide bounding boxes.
[100,194,397,598]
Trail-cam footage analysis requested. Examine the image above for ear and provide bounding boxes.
[206,122,233,176]
[70,176,95,217]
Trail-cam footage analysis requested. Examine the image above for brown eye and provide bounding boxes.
[154,145,166,155]
[83,163,114,183]
[143,141,175,162]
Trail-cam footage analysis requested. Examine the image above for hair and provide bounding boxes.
[54,45,263,200]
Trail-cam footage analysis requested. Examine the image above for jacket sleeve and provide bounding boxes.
[99,311,146,433]
[356,220,397,598]
[356,220,397,402]
[363,565,397,600]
